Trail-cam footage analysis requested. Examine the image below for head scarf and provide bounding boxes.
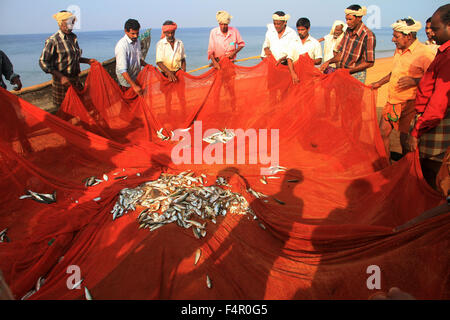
[161,22,178,39]
[330,20,347,35]
[216,11,232,24]
[272,13,290,21]
[391,17,422,34]
[53,11,75,26]
[344,6,367,17]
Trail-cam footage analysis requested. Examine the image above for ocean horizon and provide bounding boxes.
[0,26,429,89]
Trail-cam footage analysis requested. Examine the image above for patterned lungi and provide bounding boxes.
[351,70,367,83]
[52,75,83,110]
[418,109,450,161]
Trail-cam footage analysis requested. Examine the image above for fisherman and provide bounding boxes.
[39,10,96,110]
[0,50,22,91]
[425,17,440,54]
[370,17,435,161]
[261,11,301,96]
[294,18,322,65]
[208,10,245,69]
[406,4,450,190]
[156,20,187,115]
[207,10,245,111]
[115,19,148,95]
[319,4,376,83]
[318,20,347,74]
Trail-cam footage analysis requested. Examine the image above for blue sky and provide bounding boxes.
[0,0,447,34]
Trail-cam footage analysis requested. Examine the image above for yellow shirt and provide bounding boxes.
[388,39,435,104]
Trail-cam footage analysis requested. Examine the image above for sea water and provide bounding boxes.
[0,26,428,89]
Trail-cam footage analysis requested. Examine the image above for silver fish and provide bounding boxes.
[84,286,93,300]
[206,274,212,289]
[27,190,57,204]
[194,249,201,265]
[72,278,84,290]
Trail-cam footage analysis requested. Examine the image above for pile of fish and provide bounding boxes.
[110,171,256,238]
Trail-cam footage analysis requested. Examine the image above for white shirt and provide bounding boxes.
[261,24,300,61]
[323,34,342,66]
[156,37,186,72]
[300,35,322,61]
[115,35,142,87]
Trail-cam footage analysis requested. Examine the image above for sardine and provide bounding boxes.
[84,287,94,300]
[194,249,201,265]
[206,274,212,289]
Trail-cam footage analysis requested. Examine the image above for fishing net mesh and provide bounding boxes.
[0,55,448,299]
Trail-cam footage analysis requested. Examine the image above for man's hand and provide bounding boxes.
[369,81,382,90]
[11,77,22,91]
[88,59,97,65]
[406,134,419,153]
[276,56,287,66]
[167,71,178,82]
[319,61,330,73]
[60,75,71,87]
[264,48,272,58]
[291,73,300,85]
[397,76,417,89]
[212,59,221,70]
[132,84,143,96]
[226,50,237,61]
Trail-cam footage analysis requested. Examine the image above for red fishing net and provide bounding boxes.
[0,55,448,300]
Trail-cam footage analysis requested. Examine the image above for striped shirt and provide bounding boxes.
[335,22,376,69]
[39,30,82,77]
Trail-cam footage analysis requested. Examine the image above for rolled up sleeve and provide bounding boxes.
[155,41,164,64]
[235,29,245,47]
[207,30,216,59]
[39,39,56,74]
[115,41,128,74]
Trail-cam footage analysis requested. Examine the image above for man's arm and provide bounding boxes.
[227,45,244,60]
[156,61,178,82]
[287,58,299,84]
[121,71,143,95]
[1,51,21,90]
[116,40,142,95]
[79,57,97,65]
[181,58,186,72]
[348,61,374,74]
[407,60,450,152]
[319,50,342,71]
[39,40,72,87]
[370,72,391,89]
[261,32,271,59]
[349,32,375,74]
[313,42,323,65]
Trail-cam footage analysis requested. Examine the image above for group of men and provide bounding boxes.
[0,4,448,194]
